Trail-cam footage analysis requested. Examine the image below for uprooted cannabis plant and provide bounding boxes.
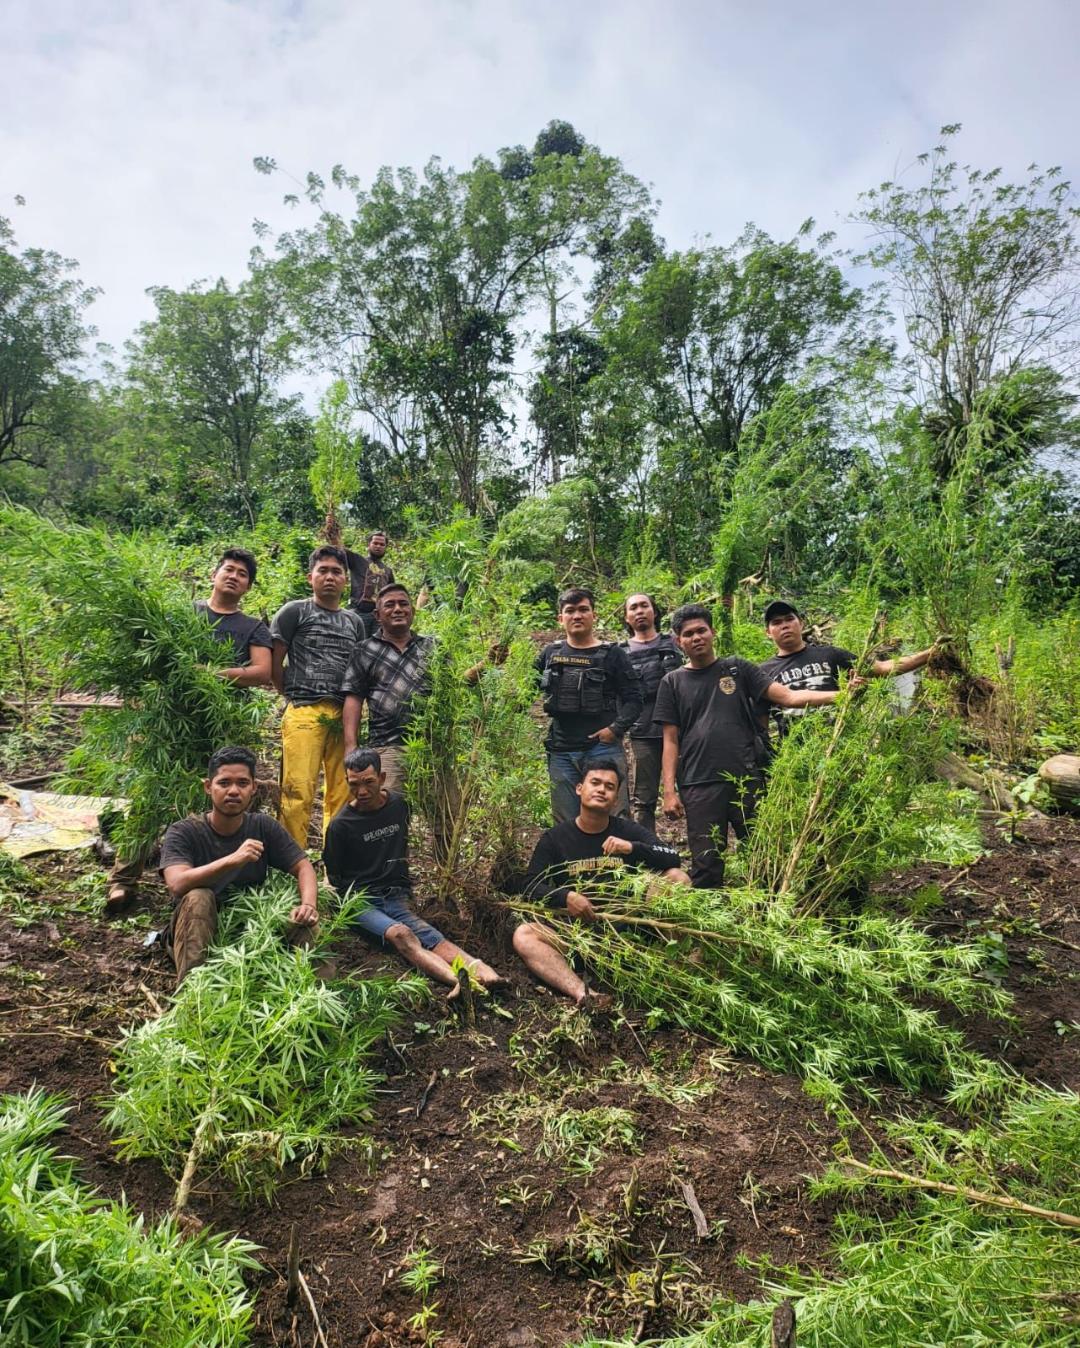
[0,505,266,858]
[512,874,1013,1108]
[0,1088,259,1348]
[105,880,426,1207]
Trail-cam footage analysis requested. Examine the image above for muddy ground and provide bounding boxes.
[1,793,1078,1346]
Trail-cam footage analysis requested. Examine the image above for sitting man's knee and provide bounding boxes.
[385,922,418,951]
[512,922,547,955]
[665,867,692,886]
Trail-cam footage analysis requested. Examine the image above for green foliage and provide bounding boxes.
[105,881,426,1200]
[883,783,986,868]
[309,378,357,537]
[0,1088,258,1347]
[0,507,266,856]
[513,875,1013,1107]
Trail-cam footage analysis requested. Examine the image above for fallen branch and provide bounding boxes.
[842,1158,1080,1229]
[297,1269,330,1348]
[173,1098,216,1216]
[416,1071,438,1120]
[679,1179,709,1239]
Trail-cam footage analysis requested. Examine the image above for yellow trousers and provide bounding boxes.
[280,701,349,847]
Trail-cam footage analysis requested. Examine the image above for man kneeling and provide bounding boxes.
[160,746,319,985]
[513,758,690,1004]
[324,749,504,997]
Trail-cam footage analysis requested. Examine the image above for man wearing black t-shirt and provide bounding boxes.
[106,547,272,913]
[323,749,504,997]
[758,600,935,734]
[619,593,682,833]
[535,588,642,824]
[513,759,689,1004]
[159,746,319,985]
[657,604,853,889]
[343,530,397,636]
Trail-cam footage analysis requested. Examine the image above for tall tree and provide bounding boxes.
[127,278,295,527]
[0,216,96,467]
[259,122,651,513]
[854,124,1080,467]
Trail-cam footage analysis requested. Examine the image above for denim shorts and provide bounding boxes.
[350,889,445,951]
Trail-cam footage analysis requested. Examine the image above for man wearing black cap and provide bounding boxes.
[759,600,936,736]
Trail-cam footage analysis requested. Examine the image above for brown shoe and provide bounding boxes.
[105,884,137,915]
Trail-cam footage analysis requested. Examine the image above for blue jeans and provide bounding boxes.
[547,741,630,824]
[350,888,445,950]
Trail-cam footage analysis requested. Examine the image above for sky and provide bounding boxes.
[5,0,1080,360]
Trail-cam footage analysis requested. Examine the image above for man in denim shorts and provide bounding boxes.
[323,748,504,998]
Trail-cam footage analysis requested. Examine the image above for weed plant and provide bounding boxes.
[105,880,426,1203]
[513,876,1014,1107]
[0,506,266,857]
[0,1088,258,1347]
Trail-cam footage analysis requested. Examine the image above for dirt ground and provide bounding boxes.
[1,803,1078,1346]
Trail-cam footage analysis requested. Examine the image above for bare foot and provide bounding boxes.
[444,981,461,1002]
[574,990,613,1012]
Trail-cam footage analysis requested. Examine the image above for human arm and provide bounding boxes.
[289,857,319,926]
[765,681,841,709]
[595,647,642,743]
[222,643,272,688]
[661,723,684,820]
[523,832,574,910]
[601,821,682,871]
[269,603,300,697]
[869,646,935,677]
[342,693,364,756]
[163,836,267,902]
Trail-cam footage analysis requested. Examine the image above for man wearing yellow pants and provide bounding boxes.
[271,546,364,847]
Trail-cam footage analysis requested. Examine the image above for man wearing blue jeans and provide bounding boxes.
[535,588,643,823]
[322,748,504,998]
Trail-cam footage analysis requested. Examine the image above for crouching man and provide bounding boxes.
[160,746,320,985]
[512,758,690,1005]
[323,749,505,998]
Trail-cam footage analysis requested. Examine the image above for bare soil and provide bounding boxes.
[1,807,1078,1347]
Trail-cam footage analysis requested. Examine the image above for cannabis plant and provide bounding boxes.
[105,881,425,1205]
[0,1088,259,1347]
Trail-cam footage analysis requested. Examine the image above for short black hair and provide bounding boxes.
[558,586,595,612]
[580,756,624,784]
[367,530,387,542]
[344,748,383,775]
[207,746,257,779]
[308,545,348,573]
[671,603,714,635]
[621,592,661,635]
[214,547,257,586]
[376,583,412,605]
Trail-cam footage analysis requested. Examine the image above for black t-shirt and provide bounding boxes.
[343,549,397,613]
[534,640,643,752]
[194,601,273,665]
[653,658,773,786]
[270,599,364,706]
[619,634,682,739]
[523,816,682,908]
[323,791,411,896]
[159,812,305,899]
[756,644,855,721]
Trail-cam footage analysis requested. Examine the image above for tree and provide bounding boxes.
[127,278,295,527]
[259,122,651,513]
[309,379,358,541]
[0,216,95,467]
[854,125,1080,465]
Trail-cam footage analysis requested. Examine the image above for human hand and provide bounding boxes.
[565,892,598,923]
[290,902,319,926]
[589,726,618,745]
[663,794,684,821]
[847,674,868,695]
[601,835,633,857]
[231,838,264,866]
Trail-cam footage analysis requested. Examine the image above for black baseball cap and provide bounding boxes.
[763,600,800,625]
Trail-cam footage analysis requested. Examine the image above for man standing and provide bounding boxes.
[271,546,363,847]
[512,759,689,1004]
[536,588,642,824]
[324,749,504,998]
[344,530,396,636]
[758,600,936,735]
[105,547,272,912]
[619,593,682,833]
[160,746,319,985]
[657,604,851,888]
[340,585,433,793]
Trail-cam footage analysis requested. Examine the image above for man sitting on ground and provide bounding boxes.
[159,746,320,985]
[323,748,505,998]
[513,758,689,1005]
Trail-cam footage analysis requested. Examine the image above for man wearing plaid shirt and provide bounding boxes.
[341,585,434,792]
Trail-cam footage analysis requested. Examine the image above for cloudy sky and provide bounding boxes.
[6,0,1079,358]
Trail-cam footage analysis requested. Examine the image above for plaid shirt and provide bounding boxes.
[341,633,435,745]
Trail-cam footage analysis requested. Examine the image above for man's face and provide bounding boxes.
[309,557,347,603]
[559,599,595,641]
[205,764,256,816]
[766,611,804,652]
[625,594,656,634]
[377,590,414,633]
[368,534,388,559]
[213,558,252,599]
[675,618,716,662]
[346,766,385,810]
[577,768,619,813]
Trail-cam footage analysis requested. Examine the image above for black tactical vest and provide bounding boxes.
[540,642,617,718]
[621,634,682,700]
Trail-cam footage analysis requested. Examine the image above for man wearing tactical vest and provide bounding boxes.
[619,593,682,833]
[536,587,643,824]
